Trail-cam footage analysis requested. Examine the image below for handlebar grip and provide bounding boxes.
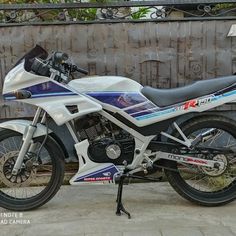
[76,67,89,75]
[54,52,69,64]
[31,58,50,76]
[72,65,88,75]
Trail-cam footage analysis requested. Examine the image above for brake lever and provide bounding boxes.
[62,62,88,76]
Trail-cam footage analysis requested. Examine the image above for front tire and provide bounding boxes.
[165,115,236,206]
[0,129,65,211]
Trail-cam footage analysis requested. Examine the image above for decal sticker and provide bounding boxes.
[177,96,214,111]
[167,153,208,165]
[85,88,236,121]
[135,94,222,121]
[4,81,78,100]
[183,99,197,110]
[86,92,147,109]
[75,165,119,183]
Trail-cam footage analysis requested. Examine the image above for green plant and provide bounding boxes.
[213,3,236,11]
[69,8,97,21]
[131,7,151,20]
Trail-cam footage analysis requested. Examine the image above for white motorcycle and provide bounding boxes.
[1,45,236,218]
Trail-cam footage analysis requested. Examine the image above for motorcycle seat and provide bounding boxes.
[141,76,236,107]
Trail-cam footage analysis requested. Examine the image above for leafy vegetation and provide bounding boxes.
[214,3,236,10]
[131,7,151,20]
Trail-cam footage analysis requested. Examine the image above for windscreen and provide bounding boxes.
[13,45,48,71]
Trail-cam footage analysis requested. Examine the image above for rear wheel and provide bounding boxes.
[165,115,236,206]
[0,129,65,211]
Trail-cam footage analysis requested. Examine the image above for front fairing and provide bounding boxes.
[3,45,49,95]
[3,62,50,95]
[13,44,48,71]
[2,62,102,126]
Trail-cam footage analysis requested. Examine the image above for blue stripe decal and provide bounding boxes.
[136,89,236,121]
[4,81,78,100]
[85,89,236,121]
[4,92,77,100]
[125,102,157,115]
[75,165,114,181]
[136,107,176,120]
[86,92,147,109]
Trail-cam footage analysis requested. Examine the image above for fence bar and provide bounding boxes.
[1,0,236,11]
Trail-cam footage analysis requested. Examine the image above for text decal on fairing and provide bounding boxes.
[74,165,119,183]
[136,95,216,120]
[178,96,214,111]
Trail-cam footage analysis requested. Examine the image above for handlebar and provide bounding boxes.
[30,51,88,81]
[31,58,50,76]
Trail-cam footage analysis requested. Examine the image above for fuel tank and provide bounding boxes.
[68,76,142,93]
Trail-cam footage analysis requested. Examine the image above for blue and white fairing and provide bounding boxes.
[68,76,236,127]
[69,76,161,122]
[3,62,103,126]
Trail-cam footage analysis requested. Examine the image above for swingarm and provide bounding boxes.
[151,151,225,170]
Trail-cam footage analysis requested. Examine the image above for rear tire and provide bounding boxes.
[165,115,236,206]
[0,129,65,211]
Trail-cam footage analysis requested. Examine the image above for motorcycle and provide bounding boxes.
[1,44,236,218]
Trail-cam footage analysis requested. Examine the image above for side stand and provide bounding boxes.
[115,173,162,219]
[116,174,131,219]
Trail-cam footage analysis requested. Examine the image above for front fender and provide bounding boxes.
[0,119,52,137]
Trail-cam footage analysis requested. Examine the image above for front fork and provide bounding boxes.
[11,108,46,175]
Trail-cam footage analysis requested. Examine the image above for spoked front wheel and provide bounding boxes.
[0,129,65,211]
[165,115,236,206]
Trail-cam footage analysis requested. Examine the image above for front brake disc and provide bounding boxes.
[0,151,37,187]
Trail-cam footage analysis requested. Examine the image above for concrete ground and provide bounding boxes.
[1,182,236,236]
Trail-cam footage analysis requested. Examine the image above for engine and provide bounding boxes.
[74,115,135,165]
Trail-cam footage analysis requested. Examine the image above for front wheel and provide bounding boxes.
[165,115,236,206]
[0,129,65,211]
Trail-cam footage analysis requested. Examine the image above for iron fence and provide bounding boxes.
[0,0,236,26]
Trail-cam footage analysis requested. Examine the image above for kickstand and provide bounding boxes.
[116,174,131,219]
[115,172,162,219]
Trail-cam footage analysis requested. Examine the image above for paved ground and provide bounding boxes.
[1,182,236,236]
